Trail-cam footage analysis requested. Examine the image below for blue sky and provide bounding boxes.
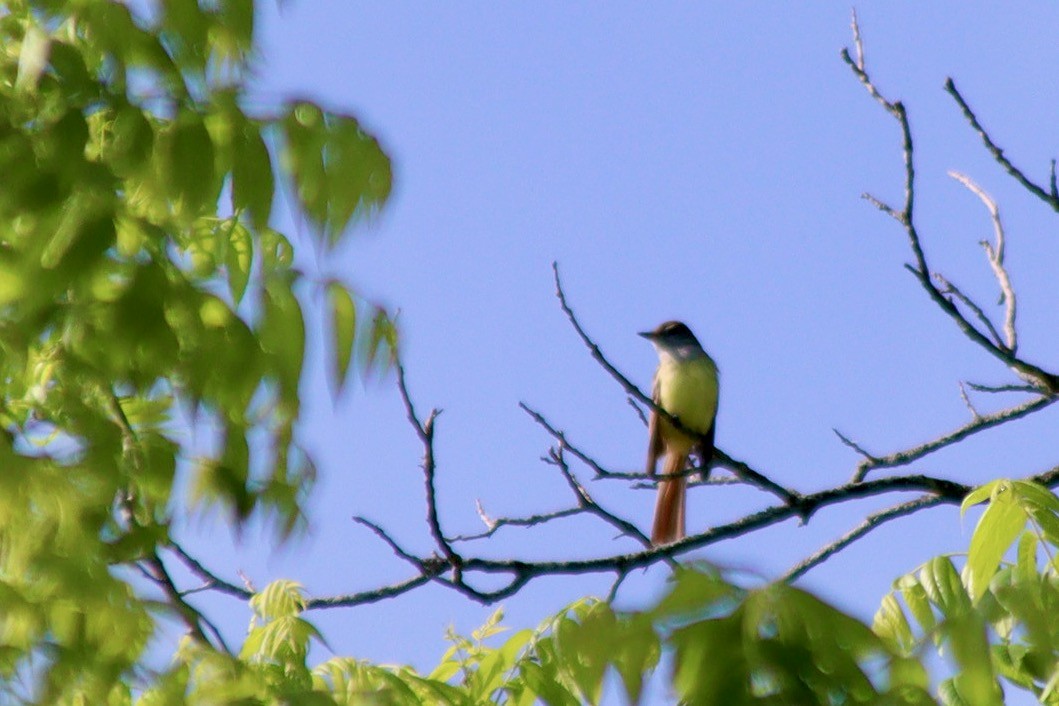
[172,2,1059,700]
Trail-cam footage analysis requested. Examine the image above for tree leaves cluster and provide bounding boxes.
[876,481,1059,705]
[0,0,392,701]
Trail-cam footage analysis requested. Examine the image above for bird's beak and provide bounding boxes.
[638,331,654,340]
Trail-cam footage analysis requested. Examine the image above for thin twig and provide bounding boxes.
[782,495,948,582]
[833,429,881,463]
[966,382,1040,394]
[948,170,1017,352]
[945,78,1059,213]
[519,402,617,478]
[548,444,653,548]
[958,382,980,420]
[395,361,463,580]
[851,394,1055,482]
[168,542,252,600]
[932,272,1005,350]
[105,391,228,652]
[447,506,583,542]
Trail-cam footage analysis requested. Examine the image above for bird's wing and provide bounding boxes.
[646,376,664,475]
[696,420,716,480]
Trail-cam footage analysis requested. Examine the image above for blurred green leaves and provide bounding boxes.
[281,101,392,246]
[0,0,393,702]
[877,480,1059,705]
[203,571,934,706]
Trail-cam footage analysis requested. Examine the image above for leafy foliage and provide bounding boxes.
[0,0,394,701]
[877,480,1059,705]
[140,570,932,705]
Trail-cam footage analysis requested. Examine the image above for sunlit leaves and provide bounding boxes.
[310,572,931,706]
[15,23,48,93]
[963,480,1026,602]
[281,100,392,245]
[327,280,356,391]
[875,481,1059,704]
[232,119,273,228]
[156,110,219,218]
[225,217,253,303]
[243,581,322,666]
[260,275,306,411]
[0,3,392,701]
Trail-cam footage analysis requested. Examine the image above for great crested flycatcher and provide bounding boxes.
[639,321,719,546]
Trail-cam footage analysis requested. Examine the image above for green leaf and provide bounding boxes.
[961,480,999,517]
[920,557,972,617]
[1011,481,1059,547]
[1010,480,1059,515]
[161,112,218,217]
[671,612,748,704]
[610,614,659,704]
[107,103,155,176]
[226,219,253,304]
[1016,530,1039,583]
[251,580,308,620]
[260,228,294,271]
[652,565,737,620]
[364,307,398,372]
[260,277,306,409]
[874,593,914,654]
[898,573,937,637]
[943,613,1003,706]
[519,660,579,706]
[327,281,356,391]
[281,101,391,244]
[16,24,50,93]
[232,122,273,229]
[965,480,1026,603]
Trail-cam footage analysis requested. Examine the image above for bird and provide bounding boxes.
[639,321,719,546]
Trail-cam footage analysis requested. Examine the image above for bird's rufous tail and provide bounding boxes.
[651,452,687,546]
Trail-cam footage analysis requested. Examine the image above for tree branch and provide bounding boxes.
[842,13,1059,393]
[847,393,1055,482]
[782,495,948,583]
[948,170,1017,352]
[944,78,1059,213]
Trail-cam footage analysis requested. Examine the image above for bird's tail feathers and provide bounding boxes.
[651,452,688,546]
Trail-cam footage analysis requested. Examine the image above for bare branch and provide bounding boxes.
[948,170,1018,352]
[843,20,1059,393]
[168,542,252,600]
[945,78,1059,213]
[782,495,948,583]
[626,396,648,426]
[447,506,583,542]
[966,381,1040,394]
[849,8,865,71]
[958,382,981,420]
[932,272,1005,350]
[142,553,229,651]
[862,192,903,222]
[548,444,653,548]
[833,428,880,463]
[519,402,618,478]
[851,394,1055,482]
[395,362,463,580]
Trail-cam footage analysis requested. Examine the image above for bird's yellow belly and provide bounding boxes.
[656,357,718,448]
